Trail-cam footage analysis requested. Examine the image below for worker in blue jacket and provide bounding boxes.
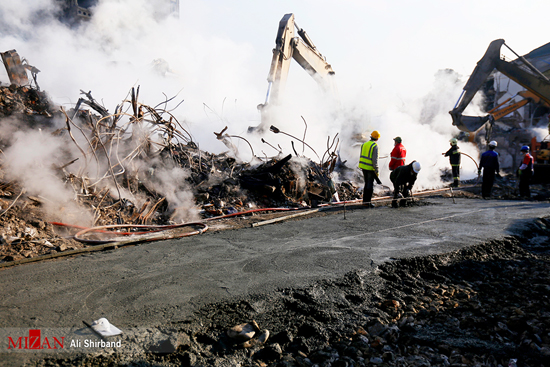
[478,141,500,199]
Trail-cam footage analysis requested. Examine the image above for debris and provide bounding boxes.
[0,58,546,266]
[1,50,30,86]
[85,318,123,337]
[227,322,257,342]
[227,320,270,349]
[242,329,269,348]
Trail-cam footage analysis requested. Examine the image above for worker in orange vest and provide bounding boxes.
[389,136,406,171]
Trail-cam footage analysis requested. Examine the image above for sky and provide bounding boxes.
[1,0,549,198]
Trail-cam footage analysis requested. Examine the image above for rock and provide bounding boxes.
[256,342,282,361]
[367,321,387,337]
[243,329,269,348]
[369,356,383,364]
[227,322,256,342]
[181,351,196,367]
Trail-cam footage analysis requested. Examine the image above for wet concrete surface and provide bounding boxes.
[0,197,549,331]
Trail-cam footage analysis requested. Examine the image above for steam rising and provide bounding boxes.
[1,122,93,224]
[1,0,521,224]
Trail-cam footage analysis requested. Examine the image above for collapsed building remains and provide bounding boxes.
[0,50,366,263]
[450,39,550,182]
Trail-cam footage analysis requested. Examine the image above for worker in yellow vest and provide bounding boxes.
[358,131,380,208]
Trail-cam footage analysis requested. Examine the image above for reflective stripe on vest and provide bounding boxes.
[358,141,377,171]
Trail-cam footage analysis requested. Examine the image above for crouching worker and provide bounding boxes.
[390,161,421,208]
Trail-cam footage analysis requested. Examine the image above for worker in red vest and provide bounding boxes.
[389,136,406,171]
[518,145,534,198]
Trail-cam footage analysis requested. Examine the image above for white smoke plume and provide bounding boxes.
[3,0,541,217]
[0,121,93,224]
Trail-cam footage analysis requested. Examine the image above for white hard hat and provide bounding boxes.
[412,161,421,173]
[488,141,497,147]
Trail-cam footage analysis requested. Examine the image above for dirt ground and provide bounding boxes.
[16,192,547,367]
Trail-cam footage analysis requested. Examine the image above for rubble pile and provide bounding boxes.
[39,218,550,367]
[0,84,55,120]
[0,85,363,263]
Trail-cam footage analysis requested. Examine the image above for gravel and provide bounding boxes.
[33,217,550,367]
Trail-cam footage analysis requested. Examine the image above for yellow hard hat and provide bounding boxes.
[371,130,380,140]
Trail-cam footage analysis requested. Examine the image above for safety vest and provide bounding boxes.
[522,153,534,172]
[358,140,377,171]
[389,143,406,170]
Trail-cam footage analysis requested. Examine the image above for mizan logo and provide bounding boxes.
[8,329,65,350]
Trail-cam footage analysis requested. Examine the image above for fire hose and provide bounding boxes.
[0,187,465,268]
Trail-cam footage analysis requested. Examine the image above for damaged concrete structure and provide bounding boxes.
[54,0,180,25]
[450,39,550,181]
[55,0,97,25]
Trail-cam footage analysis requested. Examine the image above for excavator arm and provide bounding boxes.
[251,14,336,132]
[264,13,335,106]
[450,39,550,132]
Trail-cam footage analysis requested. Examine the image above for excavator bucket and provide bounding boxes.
[449,40,505,133]
[1,50,29,86]
[450,113,490,133]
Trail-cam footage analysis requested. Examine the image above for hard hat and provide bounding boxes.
[412,161,421,173]
[521,145,530,152]
[488,140,497,147]
[371,131,380,140]
[393,136,402,143]
[449,138,458,145]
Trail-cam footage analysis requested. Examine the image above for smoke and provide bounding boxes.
[0,120,93,224]
[136,159,200,223]
[0,0,506,219]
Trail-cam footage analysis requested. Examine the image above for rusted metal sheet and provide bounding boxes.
[1,50,29,86]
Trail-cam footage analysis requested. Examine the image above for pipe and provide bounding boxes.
[73,222,209,245]
[1,186,471,269]
[251,208,321,227]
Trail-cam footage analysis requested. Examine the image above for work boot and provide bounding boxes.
[362,189,374,208]
[453,180,459,187]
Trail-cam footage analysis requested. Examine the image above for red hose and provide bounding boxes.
[54,187,457,246]
[73,222,209,245]
[51,207,310,245]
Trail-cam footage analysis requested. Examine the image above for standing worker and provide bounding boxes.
[478,141,500,199]
[518,145,534,198]
[358,131,380,208]
[443,138,461,187]
[390,161,421,208]
[389,136,406,171]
